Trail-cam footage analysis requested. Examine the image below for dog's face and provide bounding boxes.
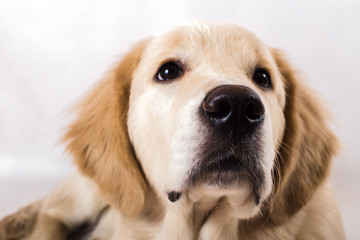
[65,22,338,221]
[128,23,286,218]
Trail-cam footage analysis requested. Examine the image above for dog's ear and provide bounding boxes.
[269,48,340,222]
[63,39,150,216]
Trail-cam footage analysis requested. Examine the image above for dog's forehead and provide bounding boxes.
[145,22,270,69]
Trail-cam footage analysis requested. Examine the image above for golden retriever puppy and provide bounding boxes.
[0,22,346,240]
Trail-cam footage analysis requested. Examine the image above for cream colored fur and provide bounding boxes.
[0,22,346,240]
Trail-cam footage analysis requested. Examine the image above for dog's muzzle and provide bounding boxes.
[168,85,266,203]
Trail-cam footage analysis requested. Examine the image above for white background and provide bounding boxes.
[0,0,359,238]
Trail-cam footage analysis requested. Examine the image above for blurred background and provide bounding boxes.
[0,0,359,238]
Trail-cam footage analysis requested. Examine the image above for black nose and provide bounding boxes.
[201,85,265,138]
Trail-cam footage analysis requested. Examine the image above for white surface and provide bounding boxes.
[0,0,359,238]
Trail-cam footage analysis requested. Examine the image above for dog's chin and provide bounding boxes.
[165,156,268,219]
[178,156,265,217]
[185,174,263,219]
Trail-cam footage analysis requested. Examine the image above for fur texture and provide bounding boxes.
[0,22,346,240]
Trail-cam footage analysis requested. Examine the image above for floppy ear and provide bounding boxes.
[269,48,340,222]
[63,39,150,216]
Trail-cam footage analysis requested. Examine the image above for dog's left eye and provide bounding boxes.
[156,61,183,82]
[253,69,272,89]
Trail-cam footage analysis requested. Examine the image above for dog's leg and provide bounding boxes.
[0,170,109,240]
[0,200,42,240]
[27,170,108,240]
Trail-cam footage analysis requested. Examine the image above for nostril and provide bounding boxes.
[244,101,265,122]
[201,85,265,136]
[202,99,231,120]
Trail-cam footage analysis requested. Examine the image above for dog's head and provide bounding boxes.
[64,22,338,221]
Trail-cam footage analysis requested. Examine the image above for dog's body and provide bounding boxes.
[0,22,346,240]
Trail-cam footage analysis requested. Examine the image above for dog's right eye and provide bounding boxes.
[155,61,183,82]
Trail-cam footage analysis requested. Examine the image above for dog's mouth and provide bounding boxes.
[186,156,248,186]
[166,154,264,204]
[184,154,264,191]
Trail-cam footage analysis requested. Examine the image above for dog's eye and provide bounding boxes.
[252,69,272,89]
[156,62,183,82]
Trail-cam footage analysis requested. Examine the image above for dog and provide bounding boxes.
[0,22,346,240]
